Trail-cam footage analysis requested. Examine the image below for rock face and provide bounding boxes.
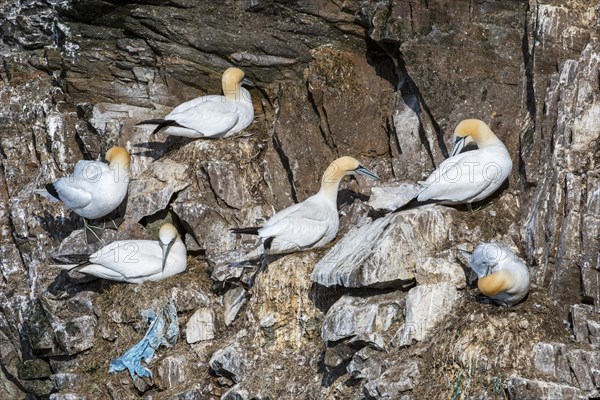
[0,0,599,399]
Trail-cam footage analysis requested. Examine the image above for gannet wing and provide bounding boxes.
[85,240,163,279]
[166,95,240,136]
[259,202,330,249]
[417,152,497,202]
[72,160,109,181]
[52,178,93,210]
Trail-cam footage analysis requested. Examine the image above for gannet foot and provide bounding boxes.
[83,218,104,244]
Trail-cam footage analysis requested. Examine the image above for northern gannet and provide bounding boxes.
[136,67,254,138]
[397,119,512,210]
[231,156,379,259]
[35,146,130,243]
[53,223,187,283]
[464,243,530,307]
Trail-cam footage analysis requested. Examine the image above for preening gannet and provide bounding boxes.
[397,119,512,211]
[231,156,379,259]
[53,223,187,283]
[464,242,530,307]
[35,146,130,243]
[137,67,254,138]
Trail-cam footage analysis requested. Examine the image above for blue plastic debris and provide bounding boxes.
[109,302,179,381]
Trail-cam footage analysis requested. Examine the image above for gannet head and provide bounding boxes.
[450,119,497,156]
[105,146,131,169]
[322,156,380,186]
[159,223,179,272]
[477,270,512,297]
[222,67,253,100]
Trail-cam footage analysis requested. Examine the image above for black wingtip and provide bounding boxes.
[135,119,166,126]
[230,227,261,235]
[392,196,421,213]
[151,120,181,135]
[45,183,61,201]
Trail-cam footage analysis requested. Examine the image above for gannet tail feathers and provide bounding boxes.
[230,227,261,235]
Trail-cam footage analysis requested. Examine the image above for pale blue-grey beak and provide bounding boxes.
[241,77,255,87]
[355,165,380,181]
[451,136,467,157]
[161,238,176,273]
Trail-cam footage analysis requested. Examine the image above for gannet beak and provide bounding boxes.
[458,249,472,261]
[355,165,380,181]
[241,78,255,87]
[451,136,467,157]
[161,238,176,273]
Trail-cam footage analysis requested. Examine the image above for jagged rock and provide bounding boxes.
[222,386,251,400]
[324,343,355,369]
[363,359,420,399]
[571,304,600,346]
[506,377,587,400]
[2,0,600,398]
[185,308,215,343]
[54,315,97,355]
[223,287,247,326]
[367,183,420,212]
[321,292,403,345]
[209,344,247,383]
[49,394,87,400]
[533,342,573,385]
[312,206,456,288]
[414,258,465,289]
[21,379,55,397]
[21,299,97,357]
[125,158,191,221]
[347,347,383,381]
[156,355,188,390]
[171,387,205,400]
[17,359,52,380]
[397,283,461,346]
[51,372,83,390]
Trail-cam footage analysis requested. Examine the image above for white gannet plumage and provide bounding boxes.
[35,147,131,242]
[137,67,254,138]
[54,223,187,283]
[398,119,512,210]
[466,242,531,307]
[231,156,379,259]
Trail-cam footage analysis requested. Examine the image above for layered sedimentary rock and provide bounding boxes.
[0,0,599,399]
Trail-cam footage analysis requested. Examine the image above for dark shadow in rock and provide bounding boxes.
[35,211,82,242]
[337,188,370,209]
[131,135,195,160]
[310,283,410,314]
[320,356,352,388]
[47,270,114,299]
[364,36,399,89]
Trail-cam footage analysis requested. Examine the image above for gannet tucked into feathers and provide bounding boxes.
[53,224,187,283]
[231,156,379,259]
[35,147,131,243]
[397,119,512,210]
[465,242,530,307]
[136,67,254,138]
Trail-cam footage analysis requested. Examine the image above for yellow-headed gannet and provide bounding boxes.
[464,242,530,307]
[35,146,130,243]
[231,156,379,259]
[397,119,512,211]
[53,223,186,283]
[137,67,254,138]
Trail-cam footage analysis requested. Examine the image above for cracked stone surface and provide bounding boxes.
[1,0,599,399]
